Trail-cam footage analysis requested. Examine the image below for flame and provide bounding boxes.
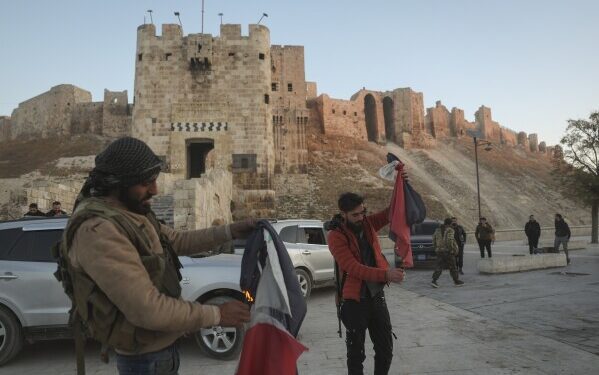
[243,290,254,303]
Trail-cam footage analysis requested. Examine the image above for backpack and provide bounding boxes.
[52,197,182,375]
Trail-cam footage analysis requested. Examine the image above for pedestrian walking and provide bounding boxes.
[554,213,571,264]
[451,217,466,275]
[475,217,494,258]
[524,215,541,254]
[431,218,464,288]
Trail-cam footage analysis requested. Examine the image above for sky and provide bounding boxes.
[1,0,598,146]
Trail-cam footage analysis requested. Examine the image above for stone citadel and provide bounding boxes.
[0,23,556,228]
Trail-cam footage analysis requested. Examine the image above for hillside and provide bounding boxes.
[298,127,588,230]
[0,132,589,229]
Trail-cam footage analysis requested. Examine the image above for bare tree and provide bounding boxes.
[553,111,599,243]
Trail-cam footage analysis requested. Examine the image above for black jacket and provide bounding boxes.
[24,210,46,217]
[525,221,541,238]
[453,225,466,246]
[555,220,571,239]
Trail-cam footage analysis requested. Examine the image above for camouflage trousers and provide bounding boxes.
[432,252,460,283]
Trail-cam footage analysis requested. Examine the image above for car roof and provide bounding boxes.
[270,219,324,228]
[0,217,69,231]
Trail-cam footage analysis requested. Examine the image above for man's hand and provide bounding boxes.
[218,300,251,327]
[386,268,405,284]
[401,170,409,182]
[229,219,257,239]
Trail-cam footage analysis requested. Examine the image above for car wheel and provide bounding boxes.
[295,268,312,299]
[195,295,245,360]
[0,306,23,366]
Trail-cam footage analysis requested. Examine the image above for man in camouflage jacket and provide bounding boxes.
[431,218,464,288]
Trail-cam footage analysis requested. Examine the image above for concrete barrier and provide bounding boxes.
[478,253,567,274]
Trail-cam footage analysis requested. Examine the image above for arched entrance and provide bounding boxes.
[364,94,378,142]
[383,97,395,142]
[186,139,214,178]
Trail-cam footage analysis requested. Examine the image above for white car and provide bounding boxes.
[0,217,245,366]
[235,220,335,298]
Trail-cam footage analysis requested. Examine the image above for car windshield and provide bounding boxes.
[412,222,439,235]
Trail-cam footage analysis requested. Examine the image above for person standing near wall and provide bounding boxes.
[475,217,494,258]
[524,215,541,255]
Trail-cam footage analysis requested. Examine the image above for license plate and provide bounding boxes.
[417,254,426,261]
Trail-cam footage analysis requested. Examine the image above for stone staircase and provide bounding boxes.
[152,195,174,227]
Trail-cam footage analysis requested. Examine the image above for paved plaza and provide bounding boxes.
[1,241,598,374]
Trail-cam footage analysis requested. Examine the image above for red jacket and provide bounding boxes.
[328,208,390,302]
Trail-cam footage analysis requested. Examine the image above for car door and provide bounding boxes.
[296,226,334,282]
[0,225,70,327]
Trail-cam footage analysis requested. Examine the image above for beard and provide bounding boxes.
[118,187,152,215]
[347,220,364,233]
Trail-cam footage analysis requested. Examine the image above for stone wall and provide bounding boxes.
[517,131,529,148]
[313,94,367,140]
[71,102,103,135]
[425,101,450,139]
[24,180,81,214]
[306,82,317,100]
[274,173,315,219]
[500,128,518,146]
[529,133,539,152]
[10,84,92,139]
[475,106,501,143]
[173,170,233,230]
[102,90,132,137]
[7,84,131,140]
[0,116,11,143]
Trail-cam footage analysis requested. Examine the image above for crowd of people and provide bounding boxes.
[433,213,572,288]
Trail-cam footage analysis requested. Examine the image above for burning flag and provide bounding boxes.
[238,221,308,375]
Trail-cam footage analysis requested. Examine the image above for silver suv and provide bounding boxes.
[270,220,334,298]
[0,217,246,365]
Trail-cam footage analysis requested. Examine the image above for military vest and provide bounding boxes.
[52,197,182,353]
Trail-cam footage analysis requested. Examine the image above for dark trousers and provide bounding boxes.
[528,236,539,254]
[340,292,393,375]
[456,244,464,269]
[432,252,460,283]
[116,344,179,375]
[478,240,492,258]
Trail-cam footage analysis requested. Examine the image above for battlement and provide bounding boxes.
[136,23,270,44]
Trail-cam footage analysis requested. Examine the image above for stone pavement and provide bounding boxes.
[2,241,599,374]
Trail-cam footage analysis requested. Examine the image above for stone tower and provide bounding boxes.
[132,23,275,222]
[271,45,309,173]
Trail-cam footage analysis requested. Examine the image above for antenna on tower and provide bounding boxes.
[201,0,205,33]
[147,9,153,24]
[218,12,223,25]
[174,11,182,28]
[257,13,268,25]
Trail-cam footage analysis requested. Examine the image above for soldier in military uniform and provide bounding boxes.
[55,137,253,375]
[431,218,464,288]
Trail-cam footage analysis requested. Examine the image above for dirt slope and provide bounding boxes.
[301,129,588,230]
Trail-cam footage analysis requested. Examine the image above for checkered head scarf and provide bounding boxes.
[78,137,163,200]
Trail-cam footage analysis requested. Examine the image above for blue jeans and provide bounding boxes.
[116,344,180,375]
